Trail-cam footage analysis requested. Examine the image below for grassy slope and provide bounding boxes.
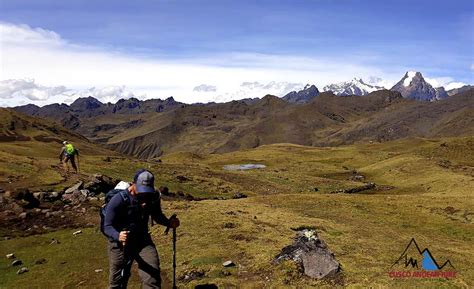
[1,136,473,288]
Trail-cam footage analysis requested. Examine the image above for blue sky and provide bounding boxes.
[0,0,472,105]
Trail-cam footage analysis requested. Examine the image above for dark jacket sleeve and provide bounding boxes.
[150,195,170,227]
[103,193,124,241]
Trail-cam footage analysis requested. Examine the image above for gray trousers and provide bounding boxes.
[108,240,161,289]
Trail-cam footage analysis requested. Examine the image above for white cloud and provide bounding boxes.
[67,86,144,104]
[0,79,69,101]
[471,64,474,70]
[365,76,392,89]
[444,82,467,91]
[212,81,304,102]
[0,78,145,106]
[425,76,466,90]
[0,22,455,106]
[193,84,217,92]
[1,23,62,47]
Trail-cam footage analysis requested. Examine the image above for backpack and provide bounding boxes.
[65,143,76,156]
[100,189,131,239]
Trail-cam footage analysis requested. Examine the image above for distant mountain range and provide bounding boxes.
[12,87,474,159]
[280,71,468,103]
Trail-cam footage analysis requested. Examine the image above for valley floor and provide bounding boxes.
[0,137,473,288]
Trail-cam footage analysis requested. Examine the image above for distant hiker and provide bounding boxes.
[59,141,80,173]
[102,169,180,289]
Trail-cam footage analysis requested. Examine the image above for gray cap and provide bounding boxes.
[134,170,155,193]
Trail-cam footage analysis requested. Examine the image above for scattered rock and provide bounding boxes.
[33,192,44,200]
[313,187,319,192]
[62,190,87,205]
[180,269,205,282]
[35,258,47,265]
[176,175,190,182]
[17,267,29,274]
[73,230,82,236]
[12,259,23,266]
[64,182,84,194]
[330,183,376,194]
[80,189,91,197]
[274,230,340,279]
[349,175,365,181]
[19,212,28,219]
[232,192,247,199]
[222,260,235,267]
[49,191,60,199]
[103,156,112,162]
[50,238,60,245]
[94,269,103,273]
[6,253,15,259]
[221,270,231,276]
[222,222,237,229]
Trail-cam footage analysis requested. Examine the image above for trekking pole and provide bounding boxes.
[120,230,133,285]
[172,227,177,289]
[164,214,177,289]
[77,155,81,174]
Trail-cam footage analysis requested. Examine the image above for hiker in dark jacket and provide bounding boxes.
[103,169,180,289]
[59,141,79,173]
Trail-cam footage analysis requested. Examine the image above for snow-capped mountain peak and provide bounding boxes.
[391,71,448,101]
[322,78,384,96]
[303,83,312,90]
[403,71,418,87]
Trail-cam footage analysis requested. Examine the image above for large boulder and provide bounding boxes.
[64,182,84,194]
[275,230,340,279]
[83,174,117,196]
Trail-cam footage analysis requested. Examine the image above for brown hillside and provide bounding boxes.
[11,89,474,159]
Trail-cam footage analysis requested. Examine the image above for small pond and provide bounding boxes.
[223,164,266,171]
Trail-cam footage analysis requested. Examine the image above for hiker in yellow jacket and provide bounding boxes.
[59,141,80,173]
